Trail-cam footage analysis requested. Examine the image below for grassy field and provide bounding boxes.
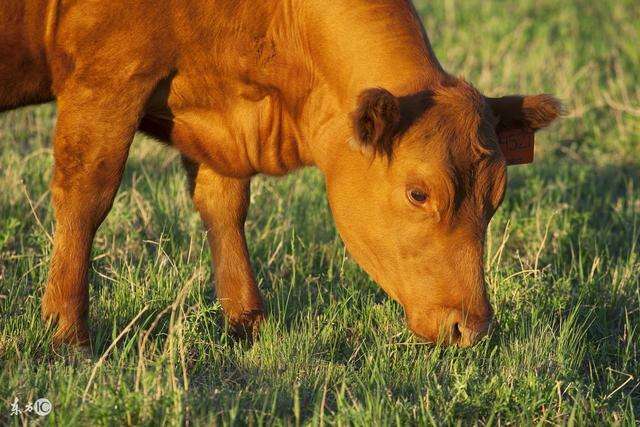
[1,0,639,425]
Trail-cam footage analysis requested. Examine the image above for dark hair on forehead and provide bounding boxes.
[426,78,495,161]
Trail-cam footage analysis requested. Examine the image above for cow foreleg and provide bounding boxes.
[42,82,155,346]
[183,159,265,338]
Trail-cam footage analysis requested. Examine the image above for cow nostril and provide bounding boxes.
[451,322,462,343]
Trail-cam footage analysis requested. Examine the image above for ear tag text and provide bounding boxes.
[497,129,535,165]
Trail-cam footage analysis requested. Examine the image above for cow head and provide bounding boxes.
[324,79,561,347]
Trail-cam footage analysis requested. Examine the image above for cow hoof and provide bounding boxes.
[229,309,265,341]
[53,320,91,347]
[42,303,91,347]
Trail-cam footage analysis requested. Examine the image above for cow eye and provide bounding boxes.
[407,188,428,205]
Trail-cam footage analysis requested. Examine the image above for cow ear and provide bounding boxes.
[351,88,401,158]
[487,94,562,133]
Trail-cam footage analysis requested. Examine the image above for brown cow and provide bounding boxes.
[1,0,560,347]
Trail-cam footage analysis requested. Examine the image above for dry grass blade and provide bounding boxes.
[82,305,149,403]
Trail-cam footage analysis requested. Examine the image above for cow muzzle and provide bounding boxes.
[407,307,493,348]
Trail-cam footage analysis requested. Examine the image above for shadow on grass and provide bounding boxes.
[506,158,639,409]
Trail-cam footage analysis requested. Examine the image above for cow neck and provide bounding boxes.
[293,0,447,170]
[301,0,444,102]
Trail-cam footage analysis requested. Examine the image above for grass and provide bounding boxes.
[1,0,639,424]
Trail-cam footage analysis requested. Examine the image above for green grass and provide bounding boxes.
[1,0,639,425]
